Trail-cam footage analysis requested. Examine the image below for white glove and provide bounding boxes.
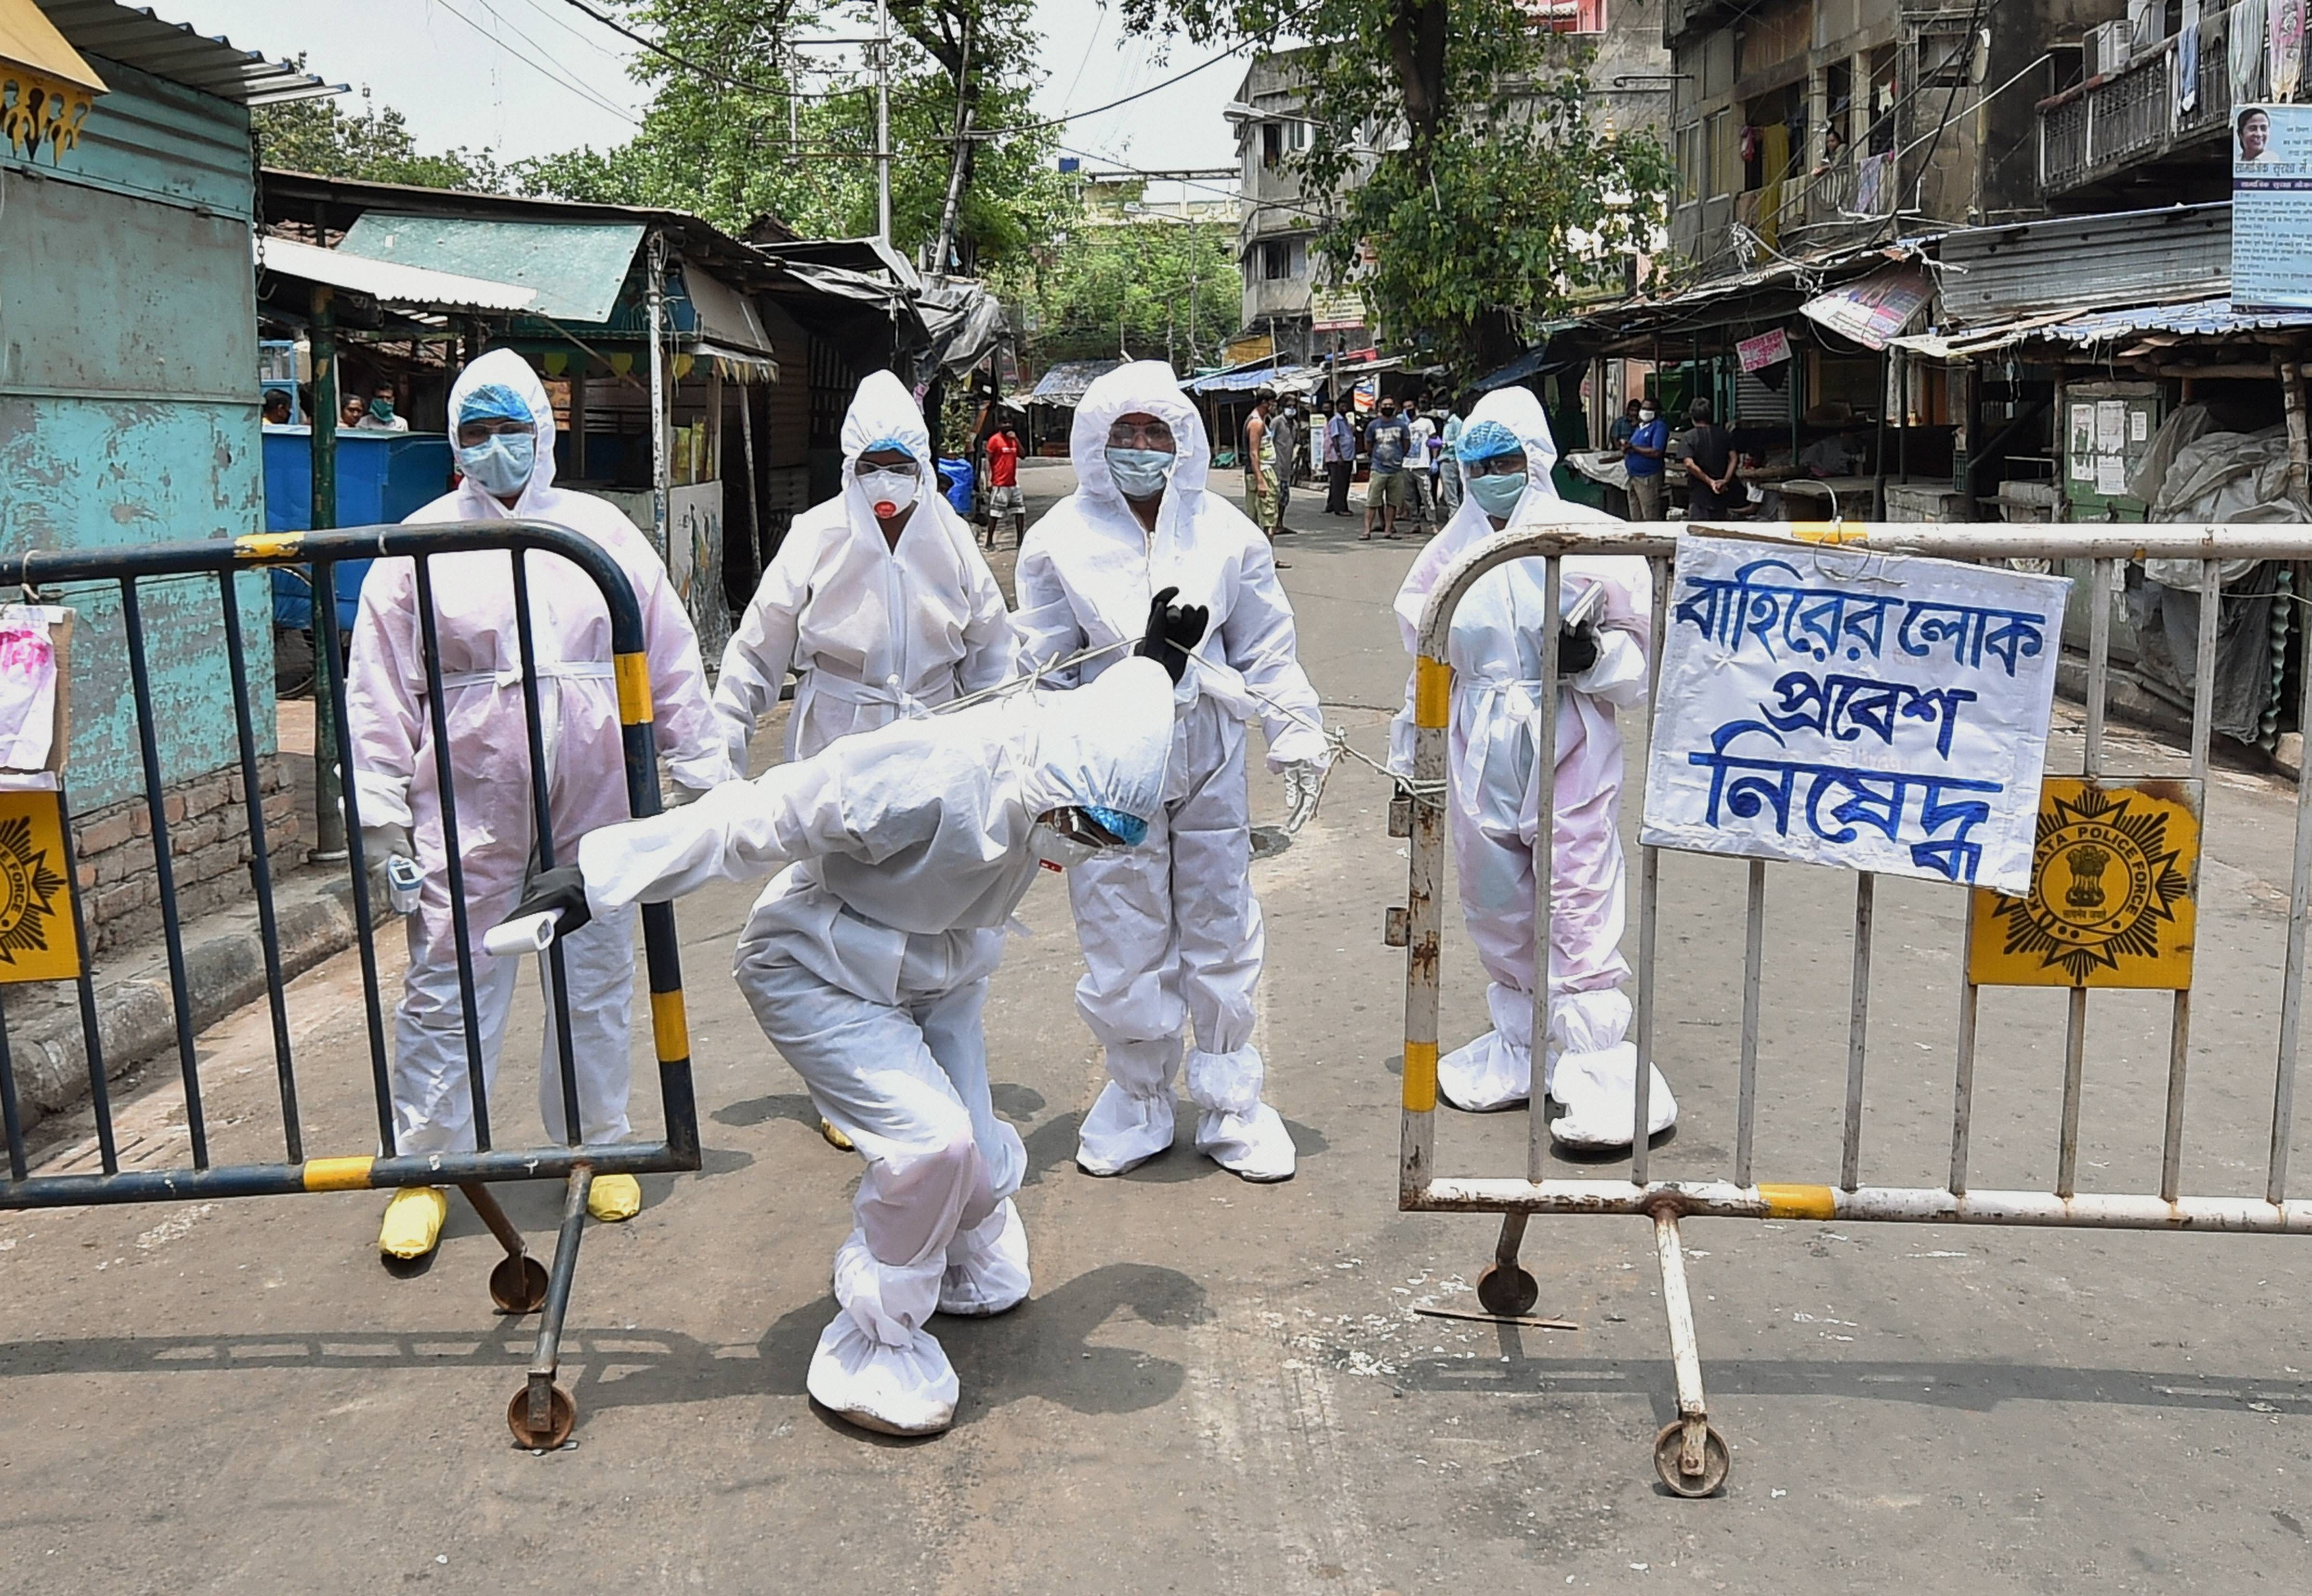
[359,824,418,923]
[361,823,413,865]
[1281,759,1329,836]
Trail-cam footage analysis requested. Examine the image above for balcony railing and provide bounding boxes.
[2039,27,2248,197]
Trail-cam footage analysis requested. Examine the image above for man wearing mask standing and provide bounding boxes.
[1243,390,1284,550]
[347,349,731,1263]
[1323,400,1356,515]
[1015,361,1327,1182]
[1623,398,1668,522]
[1362,397,1414,540]
[357,379,410,432]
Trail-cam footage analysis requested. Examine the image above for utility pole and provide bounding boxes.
[930,14,974,276]
[875,0,892,248]
[308,285,345,860]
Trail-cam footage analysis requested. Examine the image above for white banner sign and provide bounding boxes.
[1640,538,2070,894]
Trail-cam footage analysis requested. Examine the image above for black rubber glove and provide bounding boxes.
[510,863,593,938]
[1557,622,1600,679]
[1137,584,1210,685]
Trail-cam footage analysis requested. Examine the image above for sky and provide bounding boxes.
[181,0,1247,205]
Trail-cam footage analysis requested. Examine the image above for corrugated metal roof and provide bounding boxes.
[1185,361,1314,394]
[1934,204,2231,328]
[40,1,339,104]
[254,233,537,312]
[1891,296,2312,359]
[336,213,646,324]
[1028,359,1122,405]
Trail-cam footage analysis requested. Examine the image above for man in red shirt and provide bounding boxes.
[983,422,1025,548]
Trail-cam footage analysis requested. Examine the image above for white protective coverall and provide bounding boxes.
[1014,361,1327,1182]
[1387,387,1676,1147]
[575,657,1179,1435]
[348,350,730,1159]
[712,371,1013,769]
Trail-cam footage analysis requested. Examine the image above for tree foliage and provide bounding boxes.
[1119,0,1670,370]
[254,83,505,192]
[514,1,1071,274]
[993,193,1242,366]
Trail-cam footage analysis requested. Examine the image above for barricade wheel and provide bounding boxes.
[489,1254,550,1315]
[507,1383,577,1450]
[1475,1262,1539,1318]
[1652,1421,1731,1498]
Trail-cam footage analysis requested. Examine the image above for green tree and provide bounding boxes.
[514,1,1070,274]
[1119,0,1669,371]
[995,192,1242,366]
[254,83,504,192]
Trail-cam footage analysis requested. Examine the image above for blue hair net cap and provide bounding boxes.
[1084,806,1149,847]
[459,382,532,427]
[860,435,918,458]
[1457,419,1524,465]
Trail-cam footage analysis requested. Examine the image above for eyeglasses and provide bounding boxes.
[455,417,534,447]
[1467,454,1528,478]
[1106,419,1177,451]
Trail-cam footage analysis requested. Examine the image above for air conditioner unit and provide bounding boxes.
[2128,0,2168,53]
[2086,20,2133,78]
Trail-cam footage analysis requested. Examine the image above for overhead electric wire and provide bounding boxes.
[434,0,642,124]
[556,0,826,98]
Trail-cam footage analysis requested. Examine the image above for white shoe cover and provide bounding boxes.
[1439,983,1535,1112]
[1076,1080,1176,1175]
[938,1198,1030,1317]
[1549,1042,1678,1150]
[805,1309,959,1436]
[1195,1101,1298,1182]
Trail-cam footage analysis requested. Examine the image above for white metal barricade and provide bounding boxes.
[1395,520,2312,1497]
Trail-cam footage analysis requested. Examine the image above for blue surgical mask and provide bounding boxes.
[457,432,536,498]
[1105,447,1175,499]
[1467,471,1528,520]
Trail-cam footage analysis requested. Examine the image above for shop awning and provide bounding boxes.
[1798,263,1935,351]
[1891,295,2312,360]
[337,214,646,323]
[254,233,537,313]
[1028,359,1122,406]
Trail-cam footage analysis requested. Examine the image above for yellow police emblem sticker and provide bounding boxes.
[1966,778,2199,990]
[0,790,79,985]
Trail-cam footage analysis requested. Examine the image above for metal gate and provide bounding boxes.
[1396,519,2312,1495]
[0,522,700,1448]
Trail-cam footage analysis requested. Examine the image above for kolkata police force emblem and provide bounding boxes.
[0,793,78,984]
[1967,779,2201,991]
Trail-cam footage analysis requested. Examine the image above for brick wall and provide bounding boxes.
[70,758,306,956]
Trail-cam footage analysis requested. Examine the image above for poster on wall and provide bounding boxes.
[1640,536,2070,895]
[2232,103,2312,312]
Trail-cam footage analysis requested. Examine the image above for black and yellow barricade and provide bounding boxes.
[0,522,699,1448]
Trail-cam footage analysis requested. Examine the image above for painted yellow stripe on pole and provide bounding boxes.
[615,652,655,725]
[1414,657,1451,728]
[1792,522,1866,546]
[1402,1040,1439,1113]
[302,1156,376,1192]
[235,532,305,562]
[1756,1182,1838,1220]
[651,988,690,1062]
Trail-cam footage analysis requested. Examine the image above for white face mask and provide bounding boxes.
[857,466,920,518]
[1028,820,1098,869]
[1639,408,1657,422]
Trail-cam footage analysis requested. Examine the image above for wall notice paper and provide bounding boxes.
[1737,327,1792,373]
[2096,455,2130,495]
[1642,537,2071,894]
[2096,400,2127,452]
[2233,103,2312,311]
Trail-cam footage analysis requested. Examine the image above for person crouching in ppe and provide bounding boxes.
[1386,386,1676,1150]
[347,349,732,1262]
[1015,360,1327,1183]
[713,371,1012,774]
[501,600,1205,1436]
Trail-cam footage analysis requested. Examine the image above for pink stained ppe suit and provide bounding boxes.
[1013,361,1327,1182]
[1387,386,1675,1147]
[573,657,1179,1435]
[712,371,1014,770]
[346,349,731,1157]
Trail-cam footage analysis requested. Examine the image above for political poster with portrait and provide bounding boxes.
[2232,103,2312,312]
[1640,536,2070,895]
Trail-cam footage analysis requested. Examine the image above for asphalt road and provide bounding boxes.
[4,458,2312,1594]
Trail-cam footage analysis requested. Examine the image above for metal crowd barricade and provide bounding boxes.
[1396,519,2312,1497]
[0,522,700,1449]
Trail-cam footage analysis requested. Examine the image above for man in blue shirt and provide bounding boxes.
[1323,401,1357,515]
[1362,399,1414,540]
[1622,399,1668,523]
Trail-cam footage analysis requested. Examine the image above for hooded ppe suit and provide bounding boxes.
[1387,387,1675,1148]
[575,657,1178,1435]
[347,350,730,1165]
[1014,361,1326,1183]
[713,372,1013,770]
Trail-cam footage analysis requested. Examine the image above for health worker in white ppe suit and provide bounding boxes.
[1015,361,1327,1184]
[713,371,1012,771]
[1387,386,1675,1149]
[347,349,731,1261]
[503,597,1207,1436]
